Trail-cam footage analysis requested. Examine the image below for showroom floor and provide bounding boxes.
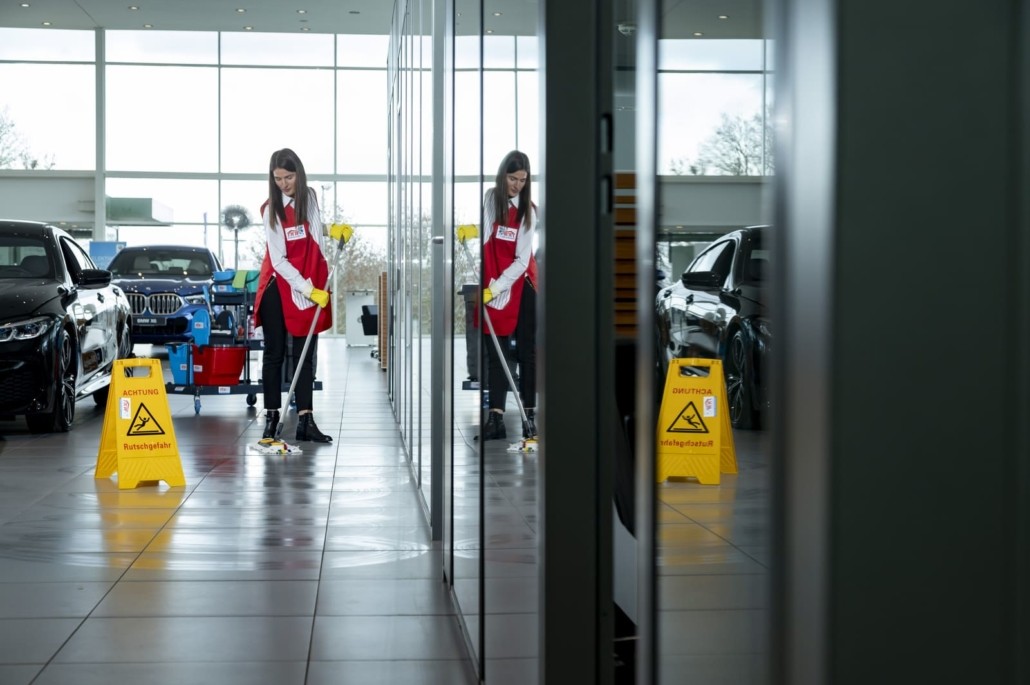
[0,338,478,685]
[0,335,769,684]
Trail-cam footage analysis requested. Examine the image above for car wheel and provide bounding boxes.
[724,329,758,430]
[27,328,76,433]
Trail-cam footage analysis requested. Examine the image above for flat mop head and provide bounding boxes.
[507,437,539,454]
[250,438,304,456]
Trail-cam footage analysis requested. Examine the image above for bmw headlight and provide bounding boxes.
[0,316,55,342]
[185,294,207,305]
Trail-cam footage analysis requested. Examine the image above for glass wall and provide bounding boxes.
[451,0,484,675]
[0,27,390,335]
[628,0,776,682]
[0,29,95,171]
[387,1,543,679]
[457,2,544,682]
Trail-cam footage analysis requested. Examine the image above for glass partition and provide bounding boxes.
[646,1,775,681]
[415,19,433,551]
[451,0,484,673]
[388,0,442,564]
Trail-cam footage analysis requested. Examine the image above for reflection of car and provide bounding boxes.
[655,225,770,429]
[107,245,222,345]
[0,220,133,432]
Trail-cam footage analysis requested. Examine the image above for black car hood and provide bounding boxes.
[0,279,60,321]
[113,277,208,294]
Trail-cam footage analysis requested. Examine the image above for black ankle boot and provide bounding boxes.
[522,408,537,439]
[296,413,332,443]
[483,411,506,440]
[262,410,281,439]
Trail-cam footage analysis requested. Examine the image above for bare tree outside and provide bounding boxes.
[0,107,56,170]
[671,110,774,176]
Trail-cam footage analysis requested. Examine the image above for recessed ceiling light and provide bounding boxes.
[493,12,502,16]
[301,27,310,31]
[486,29,493,34]
[297,9,307,14]
[693,31,703,36]
[41,20,51,26]
[236,8,246,14]
[128,5,139,10]
[143,24,152,28]
[20,3,30,8]
[244,26,253,30]
[718,15,729,19]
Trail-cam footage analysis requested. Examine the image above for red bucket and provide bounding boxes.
[191,345,246,386]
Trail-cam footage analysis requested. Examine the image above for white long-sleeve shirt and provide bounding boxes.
[262,187,326,299]
[482,188,536,302]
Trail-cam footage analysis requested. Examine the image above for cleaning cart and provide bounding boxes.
[165,269,264,414]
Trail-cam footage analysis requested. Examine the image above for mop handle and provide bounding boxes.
[458,239,531,426]
[275,234,349,438]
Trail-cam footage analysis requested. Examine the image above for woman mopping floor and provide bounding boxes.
[250,147,353,456]
[461,150,540,454]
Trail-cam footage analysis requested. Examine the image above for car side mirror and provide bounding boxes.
[79,268,113,289]
[681,270,723,289]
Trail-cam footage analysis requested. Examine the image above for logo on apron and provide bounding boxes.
[284,225,307,241]
[496,226,518,242]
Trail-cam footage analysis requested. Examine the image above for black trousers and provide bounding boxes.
[515,282,537,408]
[486,280,536,412]
[259,280,316,412]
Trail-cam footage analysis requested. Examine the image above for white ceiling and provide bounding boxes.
[1,0,393,34]
[1,0,760,39]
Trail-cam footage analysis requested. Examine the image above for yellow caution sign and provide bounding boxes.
[656,357,738,485]
[95,358,184,489]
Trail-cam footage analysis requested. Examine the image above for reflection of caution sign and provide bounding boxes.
[667,401,709,433]
[95,358,184,489]
[128,404,165,436]
[656,358,738,485]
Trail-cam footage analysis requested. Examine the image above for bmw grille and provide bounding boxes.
[126,292,185,315]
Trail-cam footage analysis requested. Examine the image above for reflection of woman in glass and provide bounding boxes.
[479,150,538,441]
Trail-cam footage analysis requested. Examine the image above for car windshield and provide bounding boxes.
[0,236,53,279]
[109,249,212,278]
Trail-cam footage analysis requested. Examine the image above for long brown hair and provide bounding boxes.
[267,148,312,228]
[492,150,532,228]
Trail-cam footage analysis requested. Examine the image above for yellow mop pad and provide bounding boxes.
[250,438,303,456]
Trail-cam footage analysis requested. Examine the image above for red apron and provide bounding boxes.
[253,201,332,337]
[478,204,528,337]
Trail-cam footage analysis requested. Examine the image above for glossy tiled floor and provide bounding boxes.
[656,429,770,684]
[0,337,477,685]
[0,334,771,684]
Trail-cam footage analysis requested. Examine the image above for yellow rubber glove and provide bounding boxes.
[309,287,330,308]
[456,224,479,243]
[329,223,354,244]
[482,288,493,305]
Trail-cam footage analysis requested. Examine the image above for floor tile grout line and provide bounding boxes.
[301,362,351,685]
[25,459,232,685]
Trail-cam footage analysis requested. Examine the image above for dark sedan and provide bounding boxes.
[655,225,771,429]
[107,245,221,345]
[0,220,133,433]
